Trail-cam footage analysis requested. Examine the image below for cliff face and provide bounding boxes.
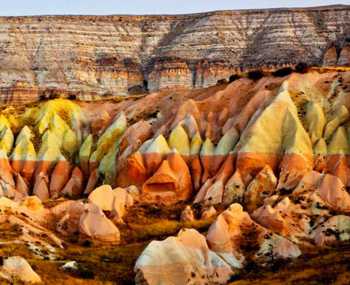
[0,5,349,102]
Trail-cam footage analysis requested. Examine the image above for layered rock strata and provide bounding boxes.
[0,5,349,102]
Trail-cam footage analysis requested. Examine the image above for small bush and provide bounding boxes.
[229,74,240,82]
[272,67,293,77]
[68,94,77,100]
[295,62,309,73]
[216,78,228,85]
[247,70,264,80]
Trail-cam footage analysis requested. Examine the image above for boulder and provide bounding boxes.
[180,205,195,222]
[88,185,134,222]
[313,215,350,246]
[207,203,301,265]
[134,229,233,285]
[0,256,41,284]
[79,203,120,243]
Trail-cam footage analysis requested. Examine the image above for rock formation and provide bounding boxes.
[0,256,41,284]
[0,68,349,283]
[0,5,348,102]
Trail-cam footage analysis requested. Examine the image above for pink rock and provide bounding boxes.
[33,172,50,201]
[135,229,234,285]
[79,203,120,243]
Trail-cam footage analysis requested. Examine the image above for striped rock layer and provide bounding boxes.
[0,5,349,102]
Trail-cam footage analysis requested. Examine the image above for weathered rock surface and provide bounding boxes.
[0,256,41,284]
[0,5,349,102]
[134,229,234,285]
[1,66,350,284]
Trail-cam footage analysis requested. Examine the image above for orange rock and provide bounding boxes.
[167,151,192,201]
[327,154,350,187]
[21,160,36,182]
[194,153,235,205]
[143,152,164,177]
[49,160,72,198]
[189,155,202,191]
[116,151,147,188]
[56,201,85,235]
[61,167,84,198]
[0,158,14,187]
[207,204,301,265]
[84,168,100,195]
[278,153,313,190]
[244,166,277,212]
[142,151,192,204]
[15,173,29,197]
[33,172,50,201]
[236,152,279,185]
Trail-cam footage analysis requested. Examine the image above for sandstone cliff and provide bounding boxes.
[0,5,349,103]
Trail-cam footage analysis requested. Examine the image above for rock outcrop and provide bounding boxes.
[0,5,348,102]
[0,256,41,284]
[1,65,350,283]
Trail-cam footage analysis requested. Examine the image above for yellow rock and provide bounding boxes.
[190,132,202,155]
[328,127,350,154]
[324,105,349,140]
[314,138,327,155]
[145,135,170,154]
[15,126,33,145]
[11,135,36,162]
[62,128,78,156]
[305,101,326,144]
[98,142,120,184]
[238,89,289,154]
[0,127,14,155]
[0,115,10,130]
[50,113,71,138]
[238,86,312,157]
[168,125,190,156]
[38,130,61,161]
[96,112,127,151]
[282,109,312,157]
[215,128,239,156]
[200,138,214,156]
[79,134,93,164]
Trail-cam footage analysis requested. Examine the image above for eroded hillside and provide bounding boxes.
[0,5,349,103]
[0,68,350,284]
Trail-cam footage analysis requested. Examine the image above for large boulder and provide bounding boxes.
[207,204,301,266]
[79,203,120,243]
[134,229,233,285]
[0,256,41,284]
[88,185,134,222]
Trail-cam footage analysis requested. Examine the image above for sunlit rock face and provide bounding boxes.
[1,67,350,283]
[0,5,349,102]
[0,70,350,206]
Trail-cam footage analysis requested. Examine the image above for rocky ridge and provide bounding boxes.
[0,68,350,283]
[0,5,349,103]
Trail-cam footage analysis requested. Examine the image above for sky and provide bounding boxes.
[0,0,348,16]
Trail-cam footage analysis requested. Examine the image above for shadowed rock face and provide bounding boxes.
[0,5,349,102]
